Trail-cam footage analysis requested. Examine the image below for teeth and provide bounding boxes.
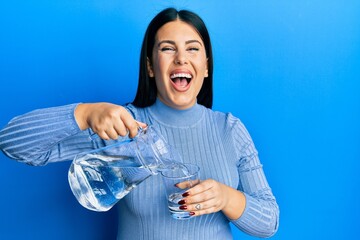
[170,73,192,79]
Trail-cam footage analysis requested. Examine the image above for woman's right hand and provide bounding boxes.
[75,102,147,140]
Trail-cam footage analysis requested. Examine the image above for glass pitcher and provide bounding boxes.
[68,126,181,212]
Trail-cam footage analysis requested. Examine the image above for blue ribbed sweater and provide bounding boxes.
[0,99,279,239]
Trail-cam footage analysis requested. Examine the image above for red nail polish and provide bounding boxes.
[178,200,186,205]
[182,192,190,197]
[179,205,187,210]
[189,212,195,216]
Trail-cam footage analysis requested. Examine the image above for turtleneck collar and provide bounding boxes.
[148,98,205,128]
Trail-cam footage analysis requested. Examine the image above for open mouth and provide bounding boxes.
[170,72,192,89]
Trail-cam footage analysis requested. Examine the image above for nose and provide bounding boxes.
[174,49,187,65]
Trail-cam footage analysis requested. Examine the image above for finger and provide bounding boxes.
[136,120,147,129]
[184,180,213,196]
[190,205,218,217]
[182,189,215,206]
[190,196,219,210]
[128,122,140,138]
[105,128,121,140]
[96,130,110,140]
[175,179,200,189]
[113,118,128,137]
[120,110,140,138]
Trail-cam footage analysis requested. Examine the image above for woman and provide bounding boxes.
[0,8,279,239]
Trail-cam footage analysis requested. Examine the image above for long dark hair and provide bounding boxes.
[132,8,213,109]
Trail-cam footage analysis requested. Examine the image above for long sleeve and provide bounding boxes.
[0,100,280,239]
[228,115,279,237]
[0,104,96,166]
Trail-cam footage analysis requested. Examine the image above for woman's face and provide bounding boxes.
[148,20,208,110]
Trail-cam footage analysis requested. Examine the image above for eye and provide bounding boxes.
[160,47,175,52]
[188,47,199,52]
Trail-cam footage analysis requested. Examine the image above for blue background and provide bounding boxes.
[0,0,359,239]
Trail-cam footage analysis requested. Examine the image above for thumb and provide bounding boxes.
[175,179,200,189]
[136,121,148,129]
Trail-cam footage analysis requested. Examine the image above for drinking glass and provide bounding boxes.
[161,163,200,220]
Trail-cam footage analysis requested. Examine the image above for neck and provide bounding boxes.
[148,98,204,127]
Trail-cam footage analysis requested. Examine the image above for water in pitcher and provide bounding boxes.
[68,154,158,212]
[68,153,189,212]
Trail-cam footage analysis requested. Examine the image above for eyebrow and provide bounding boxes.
[157,39,203,47]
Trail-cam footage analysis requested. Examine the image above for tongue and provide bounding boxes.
[173,78,188,88]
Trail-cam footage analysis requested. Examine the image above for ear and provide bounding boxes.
[147,57,154,77]
[204,58,209,78]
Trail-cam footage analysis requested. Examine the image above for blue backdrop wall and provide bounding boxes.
[0,1,359,239]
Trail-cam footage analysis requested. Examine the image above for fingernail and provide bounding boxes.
[190,212,195,216]
[179,205,187,210]
[178,200,186,205]
[182,192,190,197]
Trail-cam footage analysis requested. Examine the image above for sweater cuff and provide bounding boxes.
[50,103,82,137]
[229,192,253,226]
[229,192,278,238]
[71,103,83,132]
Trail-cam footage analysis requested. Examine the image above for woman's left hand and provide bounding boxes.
[179,179,229,216]
[178,178,246,219]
